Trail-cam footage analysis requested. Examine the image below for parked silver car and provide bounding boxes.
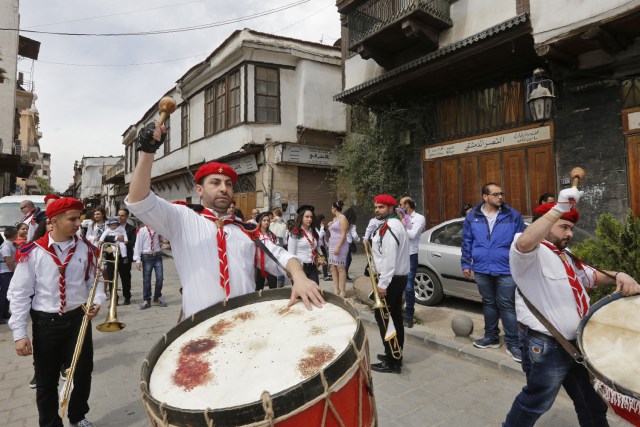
[414,216,593,306]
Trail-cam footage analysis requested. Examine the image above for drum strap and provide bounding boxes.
[517,289,584,363]
[252,237,290,279]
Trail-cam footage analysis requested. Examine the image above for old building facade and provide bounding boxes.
[122,29,346,221]
[336,0,640,231]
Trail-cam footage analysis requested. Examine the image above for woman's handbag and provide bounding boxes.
[349,241,357,254]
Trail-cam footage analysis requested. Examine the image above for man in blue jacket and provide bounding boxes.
[461,182,525,362]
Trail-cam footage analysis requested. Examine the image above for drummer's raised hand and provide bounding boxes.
[614,272,640,296]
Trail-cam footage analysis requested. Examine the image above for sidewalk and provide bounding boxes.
[337,252,524,378]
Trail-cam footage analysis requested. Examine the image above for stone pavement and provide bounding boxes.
[0,252,628,426]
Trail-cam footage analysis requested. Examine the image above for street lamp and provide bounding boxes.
[527,68,556,122]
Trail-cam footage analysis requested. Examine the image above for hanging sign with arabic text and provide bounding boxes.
[424,125,552,160]
[280,144,338,166]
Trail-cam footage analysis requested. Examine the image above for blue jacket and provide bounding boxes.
[461,202,525,275]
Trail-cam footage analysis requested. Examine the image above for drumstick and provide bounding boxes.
[570,167,586,188]
[158,96,177,126]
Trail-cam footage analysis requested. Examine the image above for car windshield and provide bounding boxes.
[0,202,45,227]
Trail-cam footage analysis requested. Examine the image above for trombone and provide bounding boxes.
[60,242,125,418]
[363,240,402,360]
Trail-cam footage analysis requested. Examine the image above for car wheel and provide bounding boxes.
[414,266,444,306]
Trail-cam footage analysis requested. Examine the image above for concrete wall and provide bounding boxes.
[440,0,517,46]
[0,0,19,156]
[554,79,627,231]
[530,0,638,44]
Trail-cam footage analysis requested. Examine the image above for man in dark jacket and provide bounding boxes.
[461,182,525,362]
[104,208,137,305]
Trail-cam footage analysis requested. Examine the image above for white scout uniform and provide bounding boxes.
[7,235,105,341]
[133,226,163,262]
[510,233,597,340]
[126,192,295,318]
[371,217,410,289]
[287,227,319,264]
[364,217,383,240]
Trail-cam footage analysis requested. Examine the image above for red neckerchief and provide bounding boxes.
[35,233,79,315]
[145,226,156,252]
[256,229,276,278]
[198,208,238,300]
[540,240,589,318]
[376,212,400,238]
[20,208,36,224]
[301,228,316,259]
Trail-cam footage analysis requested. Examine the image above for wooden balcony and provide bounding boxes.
[345,0,452,68]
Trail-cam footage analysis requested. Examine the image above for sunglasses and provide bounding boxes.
[486,192,505,197]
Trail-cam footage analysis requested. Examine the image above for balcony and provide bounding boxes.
[104,158,125,184]
[344,0,452,68]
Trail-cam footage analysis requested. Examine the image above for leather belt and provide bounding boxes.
[517,322,555,342]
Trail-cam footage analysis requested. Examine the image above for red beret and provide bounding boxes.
[46,197,84,219]
[172,200,188,206]
[194,162,238,184]
[535,202,580,223]
[44,194,60,203]
[374,194,397,206]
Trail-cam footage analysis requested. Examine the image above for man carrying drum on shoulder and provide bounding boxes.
[125,122,324,319]
[503,187,640,426]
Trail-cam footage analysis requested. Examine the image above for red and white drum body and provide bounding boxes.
[577,293,640,425]
[141,289,376,426]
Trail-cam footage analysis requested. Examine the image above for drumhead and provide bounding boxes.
[578,294,640,397]
[141,289,367,426]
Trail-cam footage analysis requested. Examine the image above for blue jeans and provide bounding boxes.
[473,272,518,347]
[504,330,608,426]
[141,253,164,302]
[404,253,418,320]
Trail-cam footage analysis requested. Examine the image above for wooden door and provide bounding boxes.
[502,149,528,215]
[460,156,479,209]
[628,136,640,216]
[441,159,460,221]
[479,153,501,186]
[234,192,256,218]
[527,144,556,214]
[424,162,441,228]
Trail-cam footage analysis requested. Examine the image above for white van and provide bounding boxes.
[0,195,46,238]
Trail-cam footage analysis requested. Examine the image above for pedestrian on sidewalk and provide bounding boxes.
[288,205,322,285]
[503,189,640,426]
[315,214,331,281]
[328,201,349,297]
[369,194,409,374]
[270,208,288,287]
[343,207,360,282]
[134,224,167,310]
[398,196,426,328]
[7,197,105,427]
[255,212,278,291]
[461,182,525,362]
[0,226,18,323]
[126,122,323,319]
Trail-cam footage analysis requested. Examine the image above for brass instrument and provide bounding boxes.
[363,240,402,360]
[60,242,125,417]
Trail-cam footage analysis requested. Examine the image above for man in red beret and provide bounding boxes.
[369,194,410,374]
[8,197,105,427]
[503,187,640,426]
[126,124,324,319]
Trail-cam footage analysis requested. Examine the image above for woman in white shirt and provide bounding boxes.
[288,206,322,284]
[85,207,107,246]
[315,214,331,281]
[255,212,278,290]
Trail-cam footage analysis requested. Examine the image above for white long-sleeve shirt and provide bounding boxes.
[371,217,410,289]
[7,235,105,341]
[133,226,163,262]
[346,224,361,244]
[125,192,295,318]
[85,222,106,246]
[364,217,383,240]
[287,228,319,264]
[405,211,426,255]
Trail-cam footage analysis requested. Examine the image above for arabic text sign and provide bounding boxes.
[628,111,640,131]
[227,155,258,175]
[424,126,552,160]
[281,144,338,166]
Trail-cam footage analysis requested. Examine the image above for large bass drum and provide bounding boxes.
[141,289,376,426]
[577,293,640,425]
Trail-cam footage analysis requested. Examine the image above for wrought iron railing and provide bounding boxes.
[348,0,451,47]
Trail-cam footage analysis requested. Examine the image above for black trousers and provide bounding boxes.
[374,275,406,366]
[255,268,277,291]
[31,307,93,427]
[302,263,320,284]
[106,254,132,300]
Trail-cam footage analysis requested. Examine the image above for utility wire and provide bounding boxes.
[24,0,207,29]
[37,53,209,67]
[1,0,309,36]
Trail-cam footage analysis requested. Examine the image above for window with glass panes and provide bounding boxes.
[205,86,215,135]
[215,80,226,132]
[255,66,280,123]
[181,103,189,147]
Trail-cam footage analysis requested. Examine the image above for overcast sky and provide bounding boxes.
[17,0,341,191]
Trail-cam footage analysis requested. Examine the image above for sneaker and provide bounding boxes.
[29,375,36,389]
[473,337,500,349]
[507,346,523,363]
[140,300,151,310]
[153,297,168,307]
[72,419,96,427]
